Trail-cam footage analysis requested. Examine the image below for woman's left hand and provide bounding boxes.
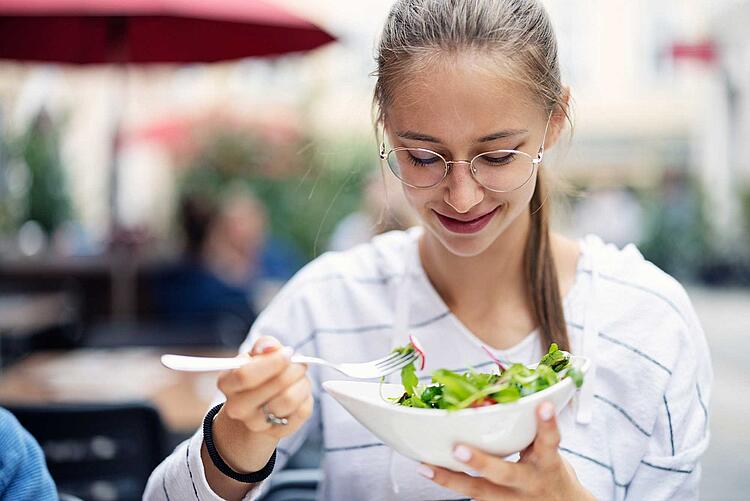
[417,401,596,501]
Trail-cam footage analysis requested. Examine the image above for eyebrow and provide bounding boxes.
[396,129,528,144]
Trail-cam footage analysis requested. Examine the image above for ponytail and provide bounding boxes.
[525,171,570,351]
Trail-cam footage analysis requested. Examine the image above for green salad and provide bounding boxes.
[390,336,583,410]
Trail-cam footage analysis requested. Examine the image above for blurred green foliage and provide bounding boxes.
[178,128,376,260]
[23,114,72,232]
[638,172,711,282]
[0,136,16,234]
[0,112,72,235]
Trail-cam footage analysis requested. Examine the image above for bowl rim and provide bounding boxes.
[322,355,591,417]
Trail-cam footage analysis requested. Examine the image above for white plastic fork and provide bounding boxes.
[160,350,419,379]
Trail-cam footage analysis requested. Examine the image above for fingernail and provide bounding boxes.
[453,445,472,462]
[281,346,294,360]
[416,464,434,479]
[256,338,276,353]
[539,401,554,421]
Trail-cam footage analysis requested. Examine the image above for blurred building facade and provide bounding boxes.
[1,0,749,259]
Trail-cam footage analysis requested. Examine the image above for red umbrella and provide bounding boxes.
[0,0,334,244]
[0,0,335,63]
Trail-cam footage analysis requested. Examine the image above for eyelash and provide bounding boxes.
[407,154,440,167]
[480,153,516,165]
[406,147,522,167]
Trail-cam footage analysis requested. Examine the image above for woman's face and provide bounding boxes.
[383,55,560,257]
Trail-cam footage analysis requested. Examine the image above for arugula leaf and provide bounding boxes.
[420,385,443,407]
[538,343,571,372]
[401,362,418,396]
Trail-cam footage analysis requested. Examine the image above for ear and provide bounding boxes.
[543,86,571,150]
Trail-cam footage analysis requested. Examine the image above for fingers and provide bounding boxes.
[233,383,314,434]
[240,363,307,409]
[265,376,312,417]
[220,363,307,422]
[532,400,562,469]
[262,395,315,438]
[419,402,566,499]
[450,445,532,488]
[417,464,516,501]
[217,339,294,394]
[284,394,315,429]
[251,336,283,355]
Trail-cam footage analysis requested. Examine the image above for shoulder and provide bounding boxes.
[0,409,41,479]
[247,229,417,341]
[278,228,417,299]
[581,234,697,332]
[580,235,709,381]
[0,408,27,447]
[0,408,47,462]
[578,238,712,447]
[0,409,57,499]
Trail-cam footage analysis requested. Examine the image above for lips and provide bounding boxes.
[434,207,499,234]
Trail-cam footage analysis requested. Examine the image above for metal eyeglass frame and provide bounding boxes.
[379,112,553,193]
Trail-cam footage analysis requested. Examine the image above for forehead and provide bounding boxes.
[384,54,544,143]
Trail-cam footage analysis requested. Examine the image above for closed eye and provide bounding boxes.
[407,150,442,166]
[477,151,517,166]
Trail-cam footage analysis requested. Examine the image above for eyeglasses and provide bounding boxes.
[379,114,552,193]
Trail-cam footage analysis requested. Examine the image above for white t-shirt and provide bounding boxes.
[146,228,712,501]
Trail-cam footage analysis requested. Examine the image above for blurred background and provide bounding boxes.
[0,0,747,499]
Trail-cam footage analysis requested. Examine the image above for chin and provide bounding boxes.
[420,203,525,258]
[434,233,494,257]
[422,220,504,258]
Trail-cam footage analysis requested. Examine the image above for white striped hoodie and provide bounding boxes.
[146,228,712,501]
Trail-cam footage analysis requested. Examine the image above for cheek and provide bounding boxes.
[401,186,428,213]
[503,173,538,209]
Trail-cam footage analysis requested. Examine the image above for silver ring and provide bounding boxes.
[262,404,288,426]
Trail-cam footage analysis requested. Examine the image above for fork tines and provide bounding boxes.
[375,351,418,372]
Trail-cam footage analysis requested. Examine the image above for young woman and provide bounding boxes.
[146,1,712,499]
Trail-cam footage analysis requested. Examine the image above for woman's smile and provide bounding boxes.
[433,206,501,234]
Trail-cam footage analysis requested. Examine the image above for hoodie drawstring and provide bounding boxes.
[576,236,599,424]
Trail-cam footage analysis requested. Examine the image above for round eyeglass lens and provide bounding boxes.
[471,150,535,192]
[386,148,447,188]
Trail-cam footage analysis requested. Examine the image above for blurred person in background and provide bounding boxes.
[147,1,711,500]
[328,169,418,251]
[152,186,304,331]
[151,189,262,332]
[0,407,57,500]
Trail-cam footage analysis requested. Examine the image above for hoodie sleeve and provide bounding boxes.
[624,289,712,500]
[0,409,57,501]
[144,272,322,501]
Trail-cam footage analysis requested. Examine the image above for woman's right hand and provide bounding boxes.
[206,336,313,480]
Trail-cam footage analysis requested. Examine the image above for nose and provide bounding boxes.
[443,161,484,213]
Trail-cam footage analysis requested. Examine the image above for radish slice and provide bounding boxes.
[409,334,426,370]
[482,345,507,372]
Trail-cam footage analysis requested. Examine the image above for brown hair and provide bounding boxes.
[373,0,571,351]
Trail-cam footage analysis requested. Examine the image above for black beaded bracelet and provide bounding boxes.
[202,403,277,483]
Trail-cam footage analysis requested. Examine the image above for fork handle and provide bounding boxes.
[161,353,318,372]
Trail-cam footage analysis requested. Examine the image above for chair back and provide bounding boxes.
[9,402,167,501]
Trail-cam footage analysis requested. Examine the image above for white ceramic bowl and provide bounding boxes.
[323,356,590,471]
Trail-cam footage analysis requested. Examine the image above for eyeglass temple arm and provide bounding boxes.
[535,110,554,163]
